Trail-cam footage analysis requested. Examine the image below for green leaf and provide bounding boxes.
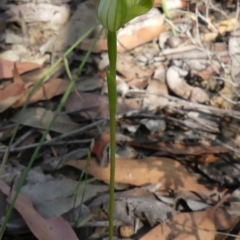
[126,0,154,22]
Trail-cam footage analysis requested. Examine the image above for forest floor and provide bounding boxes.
[1,0,240,239]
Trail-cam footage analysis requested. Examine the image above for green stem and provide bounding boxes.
[161,0,177,36]
[107,31,117,240]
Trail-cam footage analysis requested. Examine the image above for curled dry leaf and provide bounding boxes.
[65,157,220,196]
[166,65,192,100]
[117,8,165,52]
[166,66,209,103]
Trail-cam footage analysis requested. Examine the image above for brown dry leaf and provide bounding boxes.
[64,92,139,119]
[140,207,239,240]
[0,59,41,79]
[66,157,218,195]
[0,180,78,240]
[117,12,166,53]
[20,65,60,84]
[0,63,25,113]
[13,78,69,108]
[124,15,165,47]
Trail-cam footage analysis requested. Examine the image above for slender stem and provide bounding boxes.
[161,0,177,36]
[107,31,117,240]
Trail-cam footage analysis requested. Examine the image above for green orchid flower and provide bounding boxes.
[97,0,153,239]
[97,0,154,32]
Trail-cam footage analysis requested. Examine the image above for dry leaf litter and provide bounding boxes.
[0,0,240,239]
